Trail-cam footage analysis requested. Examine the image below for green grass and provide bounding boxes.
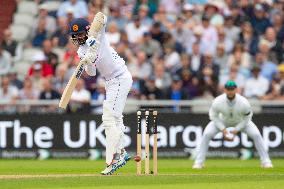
[0,159,284,189]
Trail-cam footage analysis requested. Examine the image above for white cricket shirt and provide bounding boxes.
[209,93,252,131]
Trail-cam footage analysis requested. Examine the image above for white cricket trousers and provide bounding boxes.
[102,70,132,165]
[194,121,272,165]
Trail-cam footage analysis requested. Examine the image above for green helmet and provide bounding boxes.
[224,80,237,89]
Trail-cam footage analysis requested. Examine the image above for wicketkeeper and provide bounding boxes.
[193,80,273,169]
[69,13,133,175]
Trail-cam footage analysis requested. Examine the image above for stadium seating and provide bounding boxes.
[10,24,30,42]
[13,13,35,28]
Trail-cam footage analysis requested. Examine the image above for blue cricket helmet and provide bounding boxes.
[69,18,90,35]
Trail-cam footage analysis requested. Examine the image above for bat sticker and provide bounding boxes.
[76,64,84,79]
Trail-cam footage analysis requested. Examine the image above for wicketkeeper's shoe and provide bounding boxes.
[192,163,204,169]
[261,162,273,168]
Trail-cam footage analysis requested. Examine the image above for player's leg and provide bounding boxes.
[101,101,122,175]
[112,71,132,161]
[101,71,132,175]
[193,121,219,168]
[243,121,273,168]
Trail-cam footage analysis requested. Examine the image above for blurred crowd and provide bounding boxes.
[1,0,284,113]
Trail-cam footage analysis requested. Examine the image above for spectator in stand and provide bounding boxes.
[51,17,69,47]
[255,51,278,81]
[141,76,163,100]
[0,76,18,113]
[164,43,181,73]
[42,39,58,72]
[227,43,251,78]
[19,77,39,100]
[152,4,172,29]
[224,15,241,43]
[129,71,144,99]
[115,0,135,20]
[1,28,22,62]
[88,0,107,15]
[35,4,56,36]
[259,27,283,64]
[127,50,152,80]
[164,75,188,100]
[200,14,218,55]
[39,78,60,112]
[28,52,53,78]
[0,44,12,76]
[32,18,48,47]
[190,42,202,74]
[243,64,269,99]
[39,78,60,100]
[198,52,219,79]
[198,52,219,98]
[271,12,284,42]
[65,8,75,24]
[138,4,153,28]
[0,76,19,102]
[149,22,167,45]
[239,21,259,55]
[137,32,161,58]
[182,3,199,30]
[215,43,229,74]
[204,2,224,27]
[176,53,194,78]
[133,0,158,17]
[217,27,234,53]
[250,3,271,35]
[53,64,68,94]
[107,6,128,31]
[180,69,201,99]
[170,17,194,52]
[153,63,172,91]
[261,75,283,100]
[7,68,23,89]
[219,63,246,94]
[125,15,149,44]
[70,78,91,113]
[57,0,88,19]
[105,22,121,46]
[160,0,182,15]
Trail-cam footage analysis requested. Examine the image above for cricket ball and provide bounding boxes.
[134,155,141,162]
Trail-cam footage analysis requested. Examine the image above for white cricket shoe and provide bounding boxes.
[261,162,273,168]
[192,163,204,169]
[101,157,127,175]
[100,165,114,175]
[121,150,131,162]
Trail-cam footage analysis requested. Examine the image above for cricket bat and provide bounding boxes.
[59,12,105,109]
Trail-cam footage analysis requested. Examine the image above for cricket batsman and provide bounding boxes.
[69,14,133,175]
[193,80,273,169]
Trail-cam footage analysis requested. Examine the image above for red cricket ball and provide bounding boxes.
[134,155,141,162]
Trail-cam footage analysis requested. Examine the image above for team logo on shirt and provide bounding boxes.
[72,24,79,32]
